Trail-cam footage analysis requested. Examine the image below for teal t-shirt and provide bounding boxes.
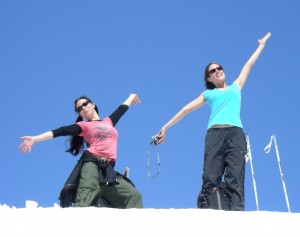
[203,82,242,129]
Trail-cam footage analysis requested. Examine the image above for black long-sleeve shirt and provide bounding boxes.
[52,104,129,138]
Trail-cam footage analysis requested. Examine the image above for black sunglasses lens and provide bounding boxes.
[209,66,222,74]
[77,101,89,112]
[77,106,83,112]
[209,68,216,74]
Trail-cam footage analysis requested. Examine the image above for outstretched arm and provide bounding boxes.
[108,93,141,126]
[235,32,271,90]
[157,94,205,144]
[19,131,53,154]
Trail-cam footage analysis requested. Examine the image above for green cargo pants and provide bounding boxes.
[74,162,143,208]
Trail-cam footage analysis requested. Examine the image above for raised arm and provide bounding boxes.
[158,93,205,144]
[19,131,54,154]
[108,93,141,126]
[235,32,271,90]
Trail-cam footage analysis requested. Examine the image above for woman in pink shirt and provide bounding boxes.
[19,93,143,208]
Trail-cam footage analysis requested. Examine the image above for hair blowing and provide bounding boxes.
[66,96,99,156]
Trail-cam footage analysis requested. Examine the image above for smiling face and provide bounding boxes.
[207,63,226,88]
[76,98,97,120]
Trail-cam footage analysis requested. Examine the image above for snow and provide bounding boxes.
[1,201,299,237]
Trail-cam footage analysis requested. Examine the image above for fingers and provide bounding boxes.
[258,32,271,44]
[158,136,164,144]
[18,138,26,150]
[135,96,141,104]
[132,95,141,105]
[265,32,271,38]
[19,136,32,154]
[19,143,32,154]
[263,32,271,41]
[21,145,31,154]
[157,129,166,144]
[158,134,165,144]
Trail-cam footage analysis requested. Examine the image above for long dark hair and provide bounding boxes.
[66,96,99,156]
[204,62,224,90]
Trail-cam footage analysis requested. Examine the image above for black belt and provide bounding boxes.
[82,151,118,185]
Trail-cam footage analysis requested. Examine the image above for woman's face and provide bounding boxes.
[207,64,225,86]
[76,99,95,119]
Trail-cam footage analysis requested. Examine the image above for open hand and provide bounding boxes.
[19,136,34,154]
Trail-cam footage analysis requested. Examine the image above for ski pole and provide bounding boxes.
[264,135,291,213]
[245,134,259,211]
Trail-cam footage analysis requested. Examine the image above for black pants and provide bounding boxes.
[201,127,247,211]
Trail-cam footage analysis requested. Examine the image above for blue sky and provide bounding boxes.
[1,1,299,212]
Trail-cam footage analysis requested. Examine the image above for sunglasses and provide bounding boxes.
[77,101,90,113]
[209,66,223,75]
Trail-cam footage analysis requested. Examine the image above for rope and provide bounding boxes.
[147,136,161,178]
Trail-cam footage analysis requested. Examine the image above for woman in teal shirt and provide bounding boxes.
[157,32,271,210]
